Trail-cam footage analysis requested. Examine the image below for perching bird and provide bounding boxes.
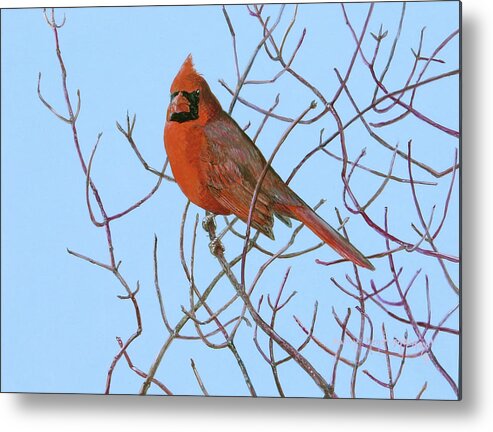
[164,55,374,270]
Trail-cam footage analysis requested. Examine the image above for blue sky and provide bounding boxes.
[1,2,459,399]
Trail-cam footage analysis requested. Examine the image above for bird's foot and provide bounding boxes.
[202,212,216,234]
[202,212,225,257]
[208,237,225,257]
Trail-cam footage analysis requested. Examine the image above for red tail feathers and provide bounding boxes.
[287,205,374,270]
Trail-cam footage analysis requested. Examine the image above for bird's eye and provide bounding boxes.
[195,90,200,96]
[170,91,179,101]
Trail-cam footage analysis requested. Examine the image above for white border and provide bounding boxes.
[2,0,493,430]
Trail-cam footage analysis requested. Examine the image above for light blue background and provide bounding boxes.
[1,2,459,399]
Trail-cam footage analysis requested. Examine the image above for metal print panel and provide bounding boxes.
[1,1,460,399]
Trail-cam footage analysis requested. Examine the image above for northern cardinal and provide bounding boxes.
[164,55,374,270]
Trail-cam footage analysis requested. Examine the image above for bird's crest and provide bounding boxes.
[171,54,203,92]
[182,54,195,73]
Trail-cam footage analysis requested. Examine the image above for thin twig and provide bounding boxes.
[190,359,209,396]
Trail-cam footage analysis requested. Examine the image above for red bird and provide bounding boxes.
[164,55,374,270]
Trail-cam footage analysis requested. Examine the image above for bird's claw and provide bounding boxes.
[208,237,225,257]
[202,212,216,233]
[202,212,224,257]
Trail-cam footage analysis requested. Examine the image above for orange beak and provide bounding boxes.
[170,92,190,114]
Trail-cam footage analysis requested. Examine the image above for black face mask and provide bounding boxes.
[169,90,200,123]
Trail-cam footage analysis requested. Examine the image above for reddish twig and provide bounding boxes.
[116,337,172,395]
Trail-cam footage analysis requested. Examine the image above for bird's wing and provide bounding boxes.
[203,113,283,238]
[202,113,374,269]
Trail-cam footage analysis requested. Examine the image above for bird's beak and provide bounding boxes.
[170,92,190,114]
